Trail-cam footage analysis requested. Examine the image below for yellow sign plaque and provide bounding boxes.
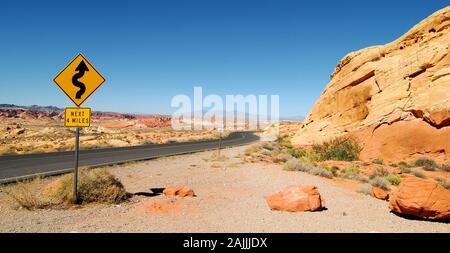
[54,54,106,107]
[64,107,91,127]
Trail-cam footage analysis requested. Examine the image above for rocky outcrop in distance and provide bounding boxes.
[292,7,450,163]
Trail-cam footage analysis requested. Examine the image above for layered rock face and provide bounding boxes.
[292,7,450,163]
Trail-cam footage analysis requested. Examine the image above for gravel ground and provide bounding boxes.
[0,145,448,233]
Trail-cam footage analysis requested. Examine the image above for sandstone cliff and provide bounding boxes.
[292,7,450,163]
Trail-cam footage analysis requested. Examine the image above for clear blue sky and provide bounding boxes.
[0,0,447,117]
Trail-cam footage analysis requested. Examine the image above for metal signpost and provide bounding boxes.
[218,126,224,156]
[53,54,105,203]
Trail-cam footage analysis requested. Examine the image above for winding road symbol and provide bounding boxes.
[72,60,89,99]
[53,54,105,107]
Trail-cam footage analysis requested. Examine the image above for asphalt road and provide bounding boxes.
[0,132,259,183]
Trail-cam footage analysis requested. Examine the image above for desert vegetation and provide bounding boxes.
[312,137,361,161]
[243,137,449,201]
[1,168,128,210]
[434,177,450,190]
[356,183,373,195]
[243,136,362,180]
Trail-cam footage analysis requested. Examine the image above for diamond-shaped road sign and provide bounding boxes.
[54,54,105,107]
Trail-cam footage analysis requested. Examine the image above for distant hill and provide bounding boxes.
[0,104,63,112]
[280,115,304,122]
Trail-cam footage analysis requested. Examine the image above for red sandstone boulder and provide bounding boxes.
[372,187,389,200]
[265,185,324,212]
[163,186,195,197]
[389,176,450,220]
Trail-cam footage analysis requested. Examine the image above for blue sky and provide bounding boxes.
[0,0,447,117]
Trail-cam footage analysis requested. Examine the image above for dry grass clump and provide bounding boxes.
[206,151,229,162]
[368,166,390,178]
[47,168,128,204]
[340,166,369,183]
[441,164,450,172]
[356,183,373,195]
[243,141,289,163]
[410,169,426,179]
[3,178,55,210]
[434,177,450,190]
[284,158,333,178]
[372,159,384,165]
[4,168,128,210]
[370,176,390,191]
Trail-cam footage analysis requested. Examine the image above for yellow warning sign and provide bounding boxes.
[54,54,105,107]
[65,107,91,127]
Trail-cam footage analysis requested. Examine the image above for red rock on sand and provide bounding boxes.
[265,185,324,212]
[372,187,389,200]
[389,175,450,220]
[163,186,195,197]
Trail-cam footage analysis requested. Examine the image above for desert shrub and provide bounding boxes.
[309,167,334,178]
[312,136,361,161]
[5,169,127,209]
[45,168,128,204]
[401,167,411,174]
[261,141,278,151]
[413,157,438,170]
[277,137,293,149]
[295,162,316,173]
[398,161,411,169]
[439,164,450,172]
[370,176,390,190]
[288,148,306,158]
[244,144,262,156]
[284,158,332,178]
[385,174,401,186]
[356,183,373,195]
[260,149,273,156]
[285,158,302,171]
[344,173,369,183]
[340,166,369,182]
[434,177,450,190]
[373,159,384,165]
[422,164,437,171]
[341,165,360,175]
[208,152,230,162]
[327,166,340,177]
[410,169,426,179]
[244,141,285,162]
[272,153,293,163]
[298,151,321,165]
[369,166,389,179]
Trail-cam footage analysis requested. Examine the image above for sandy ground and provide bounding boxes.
[0,145,449,233]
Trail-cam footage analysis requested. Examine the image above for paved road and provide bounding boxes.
[0,132,259,183]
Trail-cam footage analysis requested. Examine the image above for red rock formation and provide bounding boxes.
[163,186,195,197]
[292,7,450,163]
[265,185,324,212]
[389,175,450,220]
[372,187,389,201]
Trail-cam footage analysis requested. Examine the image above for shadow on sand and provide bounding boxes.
[133,187,165,197]
[390,211,450,224]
